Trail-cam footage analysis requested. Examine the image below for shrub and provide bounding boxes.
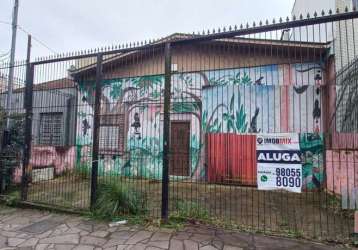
[93,181,147,219]
[173,200,209,221]
[74,162,91,179]
[0,110,24,192]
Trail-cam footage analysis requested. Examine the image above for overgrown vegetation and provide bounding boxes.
[92,181,148,220]
[0,106,24,194]
[2,188,20,206]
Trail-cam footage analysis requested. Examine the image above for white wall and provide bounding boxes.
[291,0,335,43]
[291,0,358,72]
[292,0,335,18]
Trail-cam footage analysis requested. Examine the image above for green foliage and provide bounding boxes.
[93,181,148,219]
[173,200,209,221]
[204,93,248,133]
[74,163,91,179]
[3,189,20,206]
[109,80,124,99]
[210,71,253,86]
[235,106,248,133]
[300,133,324,190]
[132,75,163,97]
[171,102,200,113]
[0,110,25,191]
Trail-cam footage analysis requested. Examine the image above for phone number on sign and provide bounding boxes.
[275,168,301,188]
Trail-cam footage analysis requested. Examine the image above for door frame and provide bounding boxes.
[170,120,191,177]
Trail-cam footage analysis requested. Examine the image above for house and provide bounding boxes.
[0,73,24,93]
[0,77,77,146]
[0,77,78,182]
[292,0,358,206]
[70,33,332,189]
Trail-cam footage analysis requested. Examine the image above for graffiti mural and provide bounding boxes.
[13,146,76,183]
[202,84,322,134]
[76,62,323,180]
[299,133,325,191]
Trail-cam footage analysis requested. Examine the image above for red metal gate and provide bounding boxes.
[207,133,257,186]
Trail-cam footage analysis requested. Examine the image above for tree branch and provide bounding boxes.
[206,104,228,132]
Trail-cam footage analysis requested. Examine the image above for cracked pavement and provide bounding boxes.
[0,205,347,250]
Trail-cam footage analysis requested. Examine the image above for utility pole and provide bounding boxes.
[21,34,32,200]
[6,0,19,129]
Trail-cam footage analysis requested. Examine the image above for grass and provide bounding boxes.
[172,200,210,221]
[25,175,355,244]
[92,181,148,220]
[1,186,21,206]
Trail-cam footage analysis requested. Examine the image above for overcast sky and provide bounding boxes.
[0,0,295,61]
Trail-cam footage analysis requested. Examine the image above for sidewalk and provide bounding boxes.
[0,205,347,250]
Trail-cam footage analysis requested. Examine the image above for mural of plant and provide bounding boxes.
[202,93,248,134]
[75,62,323,180]
[300,133,325,191]
[126,136,163,179]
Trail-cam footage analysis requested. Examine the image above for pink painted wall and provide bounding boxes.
[326,150,358,208]
[329,133,358,150]
[13,146,76,183]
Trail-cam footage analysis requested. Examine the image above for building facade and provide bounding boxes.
[72,35,330,190]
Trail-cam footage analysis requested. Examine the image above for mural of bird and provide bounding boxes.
[255,76,264,85]
[248,108,261,133]
[131,112,141,139]
[313,99,321,120]
[82,119,91,136]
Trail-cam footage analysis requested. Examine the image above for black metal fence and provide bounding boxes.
[1,8,358,244]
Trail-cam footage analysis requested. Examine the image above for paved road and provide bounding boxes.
[0,205,348,250]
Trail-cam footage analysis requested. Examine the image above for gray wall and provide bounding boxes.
[0,87,77,146]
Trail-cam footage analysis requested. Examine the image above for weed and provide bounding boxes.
[3,188,20,206]
[92,181,147,220]
[171,200,209,222]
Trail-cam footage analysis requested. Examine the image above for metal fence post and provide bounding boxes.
[90,53,103,210]
[161,42,171,221]
[21,35,33,201]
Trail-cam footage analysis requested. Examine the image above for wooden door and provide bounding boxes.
[170,121,190,176]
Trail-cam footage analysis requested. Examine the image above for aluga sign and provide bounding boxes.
[256,133,302,193]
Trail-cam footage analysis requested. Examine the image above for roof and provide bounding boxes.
[70,32,329,77]
[30,78,75,91]
[1,78,75,94]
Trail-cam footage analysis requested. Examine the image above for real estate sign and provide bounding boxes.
[256,133,302,193]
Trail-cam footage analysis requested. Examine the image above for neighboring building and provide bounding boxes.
[0,74,24,93]
[292,0,358,134]
[71,34,330,189]
[0,75,6,93]
[0,78,77,146]
[292,0,358,71]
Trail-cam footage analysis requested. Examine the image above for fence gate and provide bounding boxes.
[0,8,358,244]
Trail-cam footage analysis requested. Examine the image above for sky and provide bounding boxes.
[0,0,295,61]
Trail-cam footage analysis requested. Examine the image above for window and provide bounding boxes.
[100,126,120,150]
[99,114,125,154]
[354,0,358,9]
[39,113,63,146]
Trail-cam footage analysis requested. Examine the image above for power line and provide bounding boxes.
[17,26,57,54]
[0,50,11,58]
[0,20,57,54]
